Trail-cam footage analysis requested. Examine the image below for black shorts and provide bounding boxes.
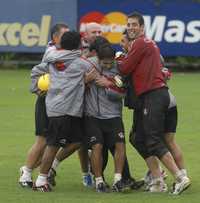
[47,115,83,147]
[35,95,49,137]
[84,116,125,149]
[165,106,177,133]
[132,105,178,134]
[133,87,170,157]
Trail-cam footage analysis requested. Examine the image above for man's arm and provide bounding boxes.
[119,39,146,75]
[84,68,100,84]
[42,49,81,63]
[30,63,49,94]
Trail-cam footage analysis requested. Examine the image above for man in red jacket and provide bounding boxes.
[119,12,190,194]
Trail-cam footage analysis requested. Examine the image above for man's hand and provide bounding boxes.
[95,76,113,87]
[84,68,100,84]
[162,67,172,81]
[36,90,47,96]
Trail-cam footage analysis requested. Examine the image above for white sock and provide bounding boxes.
[114,173,122,184]
[181,169,187,177]
[95,176,104,187]
[35,174,48,187]
[175,170,184,181]
[20,166,32,181]
[52,158,60,170]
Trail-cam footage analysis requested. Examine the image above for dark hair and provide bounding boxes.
[97,44,115,60]
[60,31,81,50]
[128,11,144,26]
[89,36,109,52]
[50,23,68,40]
[122,29,130,41]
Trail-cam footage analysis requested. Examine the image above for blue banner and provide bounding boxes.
[0,0,77,53]
[78,0,200,56]
[0,0,199,56]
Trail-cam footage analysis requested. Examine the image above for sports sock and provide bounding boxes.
[180,169,187,176]
[20,166,32,181]
[114,173,122,184]
[35,174,48,187]
[51,158,60,170]
[95,176,104,187]
[175,170,184,182]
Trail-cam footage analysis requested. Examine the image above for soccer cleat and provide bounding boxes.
[112,179,125,192]
[19,167,33,188]
[143,170,153,185]
[171,176,191,195]
[19,181,33,188]
[148,179,168,193]
[130,179,145,190]
[144,169,167,184]
[32,182,52,192]
[122,177,144,190]
[82,173,93,187]
[47,168,57,187]
[96,182,110,193]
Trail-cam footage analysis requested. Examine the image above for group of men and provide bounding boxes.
[19,11,191,195]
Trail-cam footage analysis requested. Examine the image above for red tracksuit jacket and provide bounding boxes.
[119,34,166,96]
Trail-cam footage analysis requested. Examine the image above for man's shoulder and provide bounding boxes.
[78,56,98,68]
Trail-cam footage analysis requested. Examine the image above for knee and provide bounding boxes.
[133,141,150,159]
[164,133,176,149]
[92,143,103,151]
[147,141,168,159]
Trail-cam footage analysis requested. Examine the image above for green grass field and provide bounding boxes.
[0,69,200,203]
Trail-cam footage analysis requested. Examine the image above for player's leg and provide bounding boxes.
[48,116,83,186]
[19,95,48,188]
[34,145,59,192]
[47,143,81,186]
[132,93,167,193]
[34,115,73,192]
[78,146,93,187]
[164,106,186,175]
[165,133,186,173]
[103,118,125,192]
[84,116,108,192]
[143,88,190,194]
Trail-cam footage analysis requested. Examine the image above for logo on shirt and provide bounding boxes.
[90,136,97,143]
[59,139,67,145]
[143,108,148,115]
[118,132,125,139]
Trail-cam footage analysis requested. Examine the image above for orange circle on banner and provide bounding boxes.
[101,12,127,44]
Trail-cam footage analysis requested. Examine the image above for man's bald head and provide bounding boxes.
[84,22,102,44]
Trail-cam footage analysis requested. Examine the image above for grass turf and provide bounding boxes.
[0,69,200,203]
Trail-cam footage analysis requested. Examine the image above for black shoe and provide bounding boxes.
[96,182,110,193]
[112,179,125,192]
[47,168,56,187]
[123,177,144,190]
[130,179,145,190]
[33,182,52,192]
[19,181,33,188]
